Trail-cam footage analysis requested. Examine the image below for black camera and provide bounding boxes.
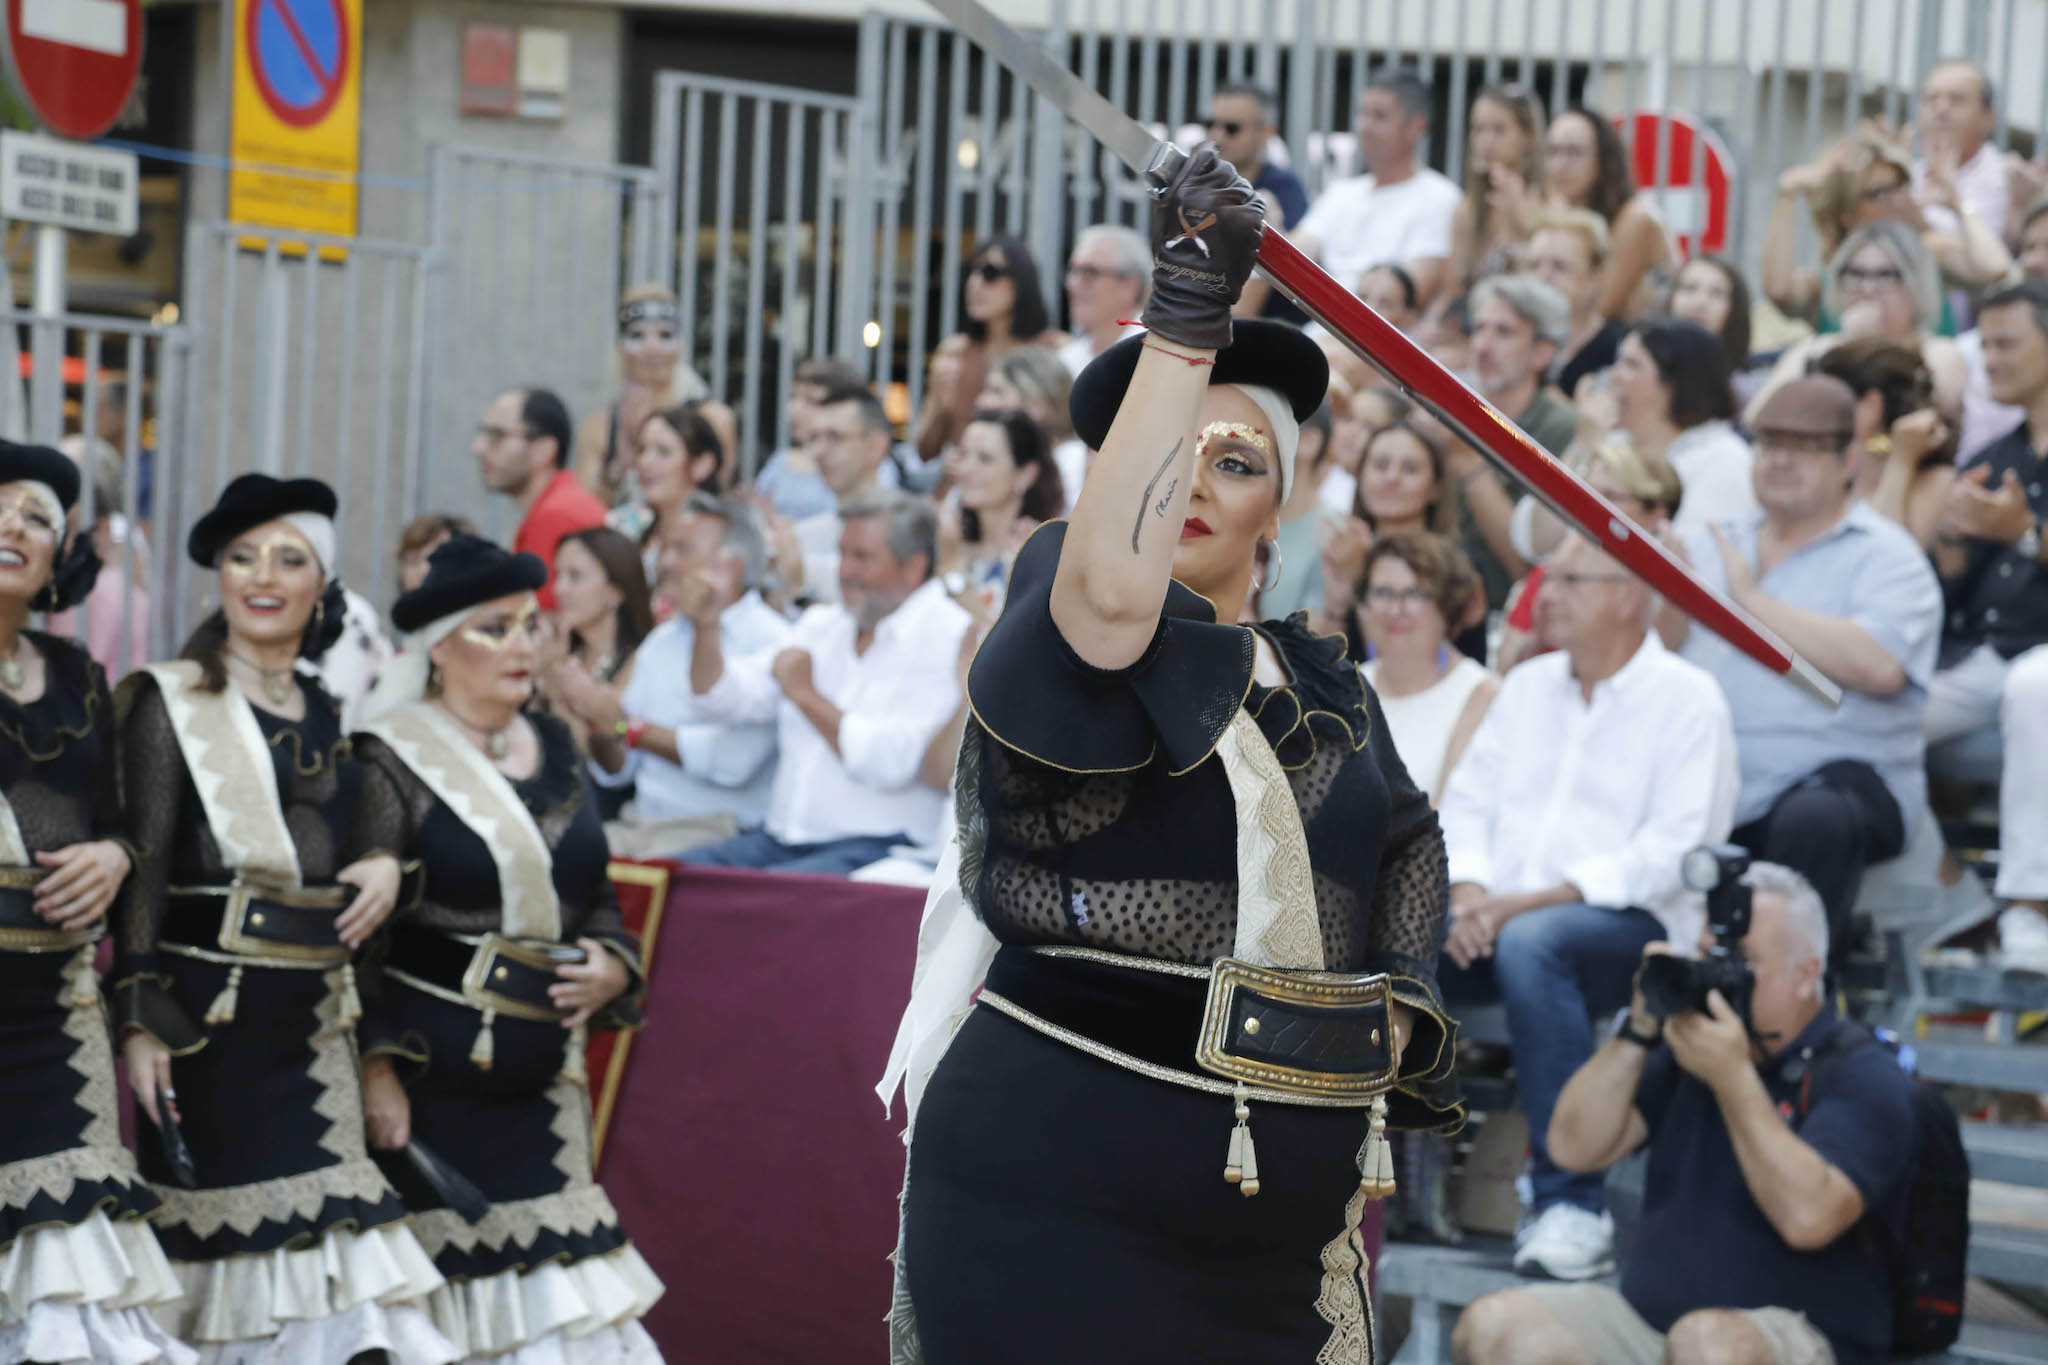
[1638,845,1755,1022]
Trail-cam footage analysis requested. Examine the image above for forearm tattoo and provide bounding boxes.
[1131,439,1183,554]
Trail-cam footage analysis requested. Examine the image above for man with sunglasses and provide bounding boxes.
[1661,376,1943,972]
[1438,533,1738,1282]
[1206,83,1309,323]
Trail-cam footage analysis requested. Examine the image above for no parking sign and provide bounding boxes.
[230,0,360,241]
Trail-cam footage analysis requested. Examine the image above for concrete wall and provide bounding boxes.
[177,0,630,626]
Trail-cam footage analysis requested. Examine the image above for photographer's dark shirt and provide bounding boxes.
[1621,1006,1915,1365]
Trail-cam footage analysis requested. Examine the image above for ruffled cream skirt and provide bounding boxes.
[426,1243,664,1364]
[0,1210,197,1365]
[156,1221,456,1365]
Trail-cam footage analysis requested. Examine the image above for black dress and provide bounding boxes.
[112,669,450,1363]
[896,524,1460,1365]
[0,635,192,1364]
[353,710,663,1363]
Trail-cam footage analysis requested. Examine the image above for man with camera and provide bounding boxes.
[1438,532,1738,1281]
[1453,859,1918,1365]
[1660,374,1944,965]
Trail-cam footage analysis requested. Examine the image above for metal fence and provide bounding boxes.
[0,306,189,673]
[180,221,438,625]
[424,143,664,529]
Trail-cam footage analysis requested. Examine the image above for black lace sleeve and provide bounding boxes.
[348,734,429,1064]
[1357,681,1462,1132]
[85,658,125,844]
[582,860,646,1033]
[110,676,204,1054]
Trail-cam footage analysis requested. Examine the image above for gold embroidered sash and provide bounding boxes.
[363,702,560,941]
[141,661,302,888]
[0,789,27,866]
[1215,708,1322,970]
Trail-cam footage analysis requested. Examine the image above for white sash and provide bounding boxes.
[0,792,27,865]
[141,661,302,887]
[362,701,560,941]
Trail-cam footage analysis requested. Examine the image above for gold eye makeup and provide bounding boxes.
[461,601,543,651]
[223,529,317,581]
[0,489,60,539]
[1196,421,1276,470]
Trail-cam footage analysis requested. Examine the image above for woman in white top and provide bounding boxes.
[1595,316,1758,536]
[1355,531,1499,803]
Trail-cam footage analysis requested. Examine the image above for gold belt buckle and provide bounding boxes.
[461,934,573,1023]
[1194,957,1397,1098]
[214,882,352,964]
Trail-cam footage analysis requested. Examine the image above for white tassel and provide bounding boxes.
[469,1007,496,1070]
[1225,1082,1260,1197]
[337,962,362,1027]
[562,1023,588,1085]
[67,947,100,1008]
[203,963,243,1027]
[1360,1094,1396,1200]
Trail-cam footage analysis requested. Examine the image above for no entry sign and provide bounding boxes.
[1618,110,1734,258]
[1,0,145,141]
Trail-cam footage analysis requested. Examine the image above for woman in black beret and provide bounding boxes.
[886,149,1461,1364]
[112,473,454,1363]
[0,441,197,1362]
[350,534,663,1363]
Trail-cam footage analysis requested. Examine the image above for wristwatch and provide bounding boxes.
[1612,1008,1660,1049]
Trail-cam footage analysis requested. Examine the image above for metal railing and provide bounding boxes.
[0,306,188,673]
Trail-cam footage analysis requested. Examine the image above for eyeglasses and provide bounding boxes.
[1205,118,1244,137]
[1859,180,1908,203]
[1364,586,1433,610]
[475,423,530,446]
[972,261,1011,283]
[1839,264,1905,289]
[1549,571,1633,591]
[1755,431,1849,458]
[1065,264,1129,284]
[1545,142,1593,161]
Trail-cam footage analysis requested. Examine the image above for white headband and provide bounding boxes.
[360,607,470,723]
[1231,384,1301,503]
[281,512,337,580]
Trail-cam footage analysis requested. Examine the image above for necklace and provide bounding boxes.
[0,636,23,693]
[227,648,296,706]
[437,699,513,760]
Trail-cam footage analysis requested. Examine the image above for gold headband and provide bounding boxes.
[1196,421,1276,459]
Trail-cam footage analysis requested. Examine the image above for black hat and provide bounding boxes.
[0,439,82,509]
[391,533,546,633]
[1068,319,1331,451]
[187,474,337,568]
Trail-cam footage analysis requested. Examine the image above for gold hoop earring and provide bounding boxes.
[426,664,443,697]
[1253,538,1284,594]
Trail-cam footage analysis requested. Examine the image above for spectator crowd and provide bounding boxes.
[49,53,2048,1365]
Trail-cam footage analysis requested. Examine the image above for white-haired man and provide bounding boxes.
[1439,533,1737,1280]
[1455,863,1919,1365]
[1056,226,1150,379]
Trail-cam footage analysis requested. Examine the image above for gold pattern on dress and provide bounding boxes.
[135,663,304,889]
[408,1075,610,1257]
[0,950,145,1214]
[150,966,396,1239]
[1312,1143,1377,1364]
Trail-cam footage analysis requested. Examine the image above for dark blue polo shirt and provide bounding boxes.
[1253,162,1312,326]
[1621,1007,1915,1365]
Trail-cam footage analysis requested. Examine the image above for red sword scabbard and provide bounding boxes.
[1252,227,1840,706]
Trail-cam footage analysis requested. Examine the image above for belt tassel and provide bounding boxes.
[470,1007,496,1071]
[203,963,243,1027]
[1360,1094,1396,1200]
[68,947,100,1008]
[1223,1081,1260,1198]
[337,961,362,1027]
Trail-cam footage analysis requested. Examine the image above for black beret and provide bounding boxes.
[1068,319,1331,451]
[0,439,82,509]
[187,474,337,568]
[391,533,546,633]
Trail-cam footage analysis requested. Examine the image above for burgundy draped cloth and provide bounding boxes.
[596,864,923,1361]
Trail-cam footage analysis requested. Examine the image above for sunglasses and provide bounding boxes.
[1206,118,1244,137]
[972,261,1011,283]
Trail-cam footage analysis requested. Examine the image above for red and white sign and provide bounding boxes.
[1617,110,1734,258]
[1,0,144,142]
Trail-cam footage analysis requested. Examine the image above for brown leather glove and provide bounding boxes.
[1140,143,1265,352]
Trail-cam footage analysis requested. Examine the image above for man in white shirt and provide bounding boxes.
[1439,534,1738,1284]
[1914,60,2008,249]
[791,386,901,605]
[683,488,972,876]
[1293,67,1461,308]
[1055,226,1149,379]
[577,495,790,856]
